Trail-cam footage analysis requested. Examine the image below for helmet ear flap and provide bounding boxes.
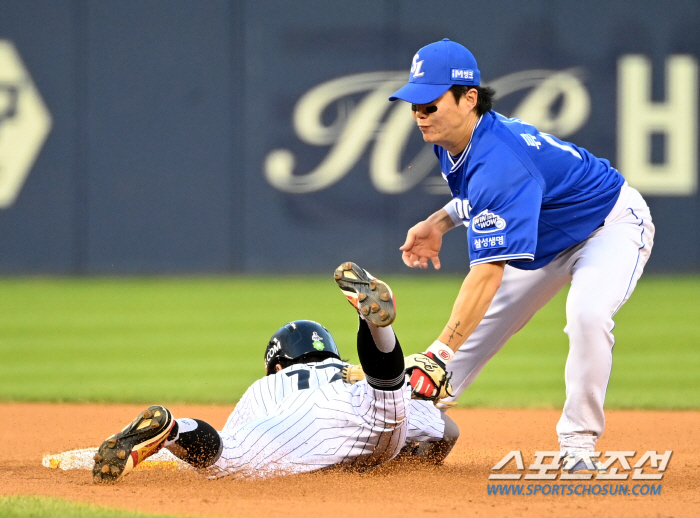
[264,337,284,375]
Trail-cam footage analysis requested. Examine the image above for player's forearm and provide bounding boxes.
[438,262,505,351]
[427,206,459,235]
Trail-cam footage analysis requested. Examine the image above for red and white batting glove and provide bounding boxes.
[409,341,454,399]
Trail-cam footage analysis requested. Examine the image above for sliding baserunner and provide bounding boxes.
[92,262,458,482]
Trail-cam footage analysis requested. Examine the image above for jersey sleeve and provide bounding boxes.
[467,155,542,266]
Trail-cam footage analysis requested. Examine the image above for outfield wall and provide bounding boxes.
[0,0,698,274]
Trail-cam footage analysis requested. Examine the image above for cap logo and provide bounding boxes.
[451,69,474,81]
[411,53,425,78]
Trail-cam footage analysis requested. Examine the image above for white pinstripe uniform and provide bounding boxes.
[201,358,444,478]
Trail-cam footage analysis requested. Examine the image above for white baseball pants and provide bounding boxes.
[446,183,654,451]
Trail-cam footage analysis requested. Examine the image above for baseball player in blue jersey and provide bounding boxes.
[390,39,655,473]
[92,262,458,483]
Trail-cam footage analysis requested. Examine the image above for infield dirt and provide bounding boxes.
[1,403,698,518]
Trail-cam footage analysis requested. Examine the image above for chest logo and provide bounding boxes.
[472,209,507,233]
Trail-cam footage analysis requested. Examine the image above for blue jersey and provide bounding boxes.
[435,111,624,270]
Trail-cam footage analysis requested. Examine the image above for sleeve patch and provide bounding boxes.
[472,234,507,251]
[471,209,507,233]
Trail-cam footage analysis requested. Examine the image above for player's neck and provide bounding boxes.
[445,111,480,157]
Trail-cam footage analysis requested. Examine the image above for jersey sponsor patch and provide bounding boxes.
[472,234,506,251]
[472,209,507,233]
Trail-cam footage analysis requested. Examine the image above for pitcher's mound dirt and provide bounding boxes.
[1,403,698,518]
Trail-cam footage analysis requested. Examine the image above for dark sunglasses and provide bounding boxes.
[411,104,438,113]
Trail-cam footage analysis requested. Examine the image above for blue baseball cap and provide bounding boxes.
[389,38,481,104]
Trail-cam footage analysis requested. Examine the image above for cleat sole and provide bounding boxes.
[334,262,396,327]
[92,405,174,484]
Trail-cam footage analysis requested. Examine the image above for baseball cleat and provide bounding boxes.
[92,405,175,483]
[334,262,396,327]
[561,452,607,474]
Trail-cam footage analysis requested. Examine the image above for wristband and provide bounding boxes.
[426,340,454,364]
[442,199,463,228]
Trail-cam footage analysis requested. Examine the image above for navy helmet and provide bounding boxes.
[264,320,341,375]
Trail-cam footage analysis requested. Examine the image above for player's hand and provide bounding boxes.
[405,352,453,401]
[400,220,443,270]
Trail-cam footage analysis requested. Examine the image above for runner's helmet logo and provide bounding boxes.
[471,209,507,233]
[311,331,325,351]
[265,339,282,364]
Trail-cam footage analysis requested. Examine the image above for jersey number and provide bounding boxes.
[285,370,310,389]
[285,364,343,390]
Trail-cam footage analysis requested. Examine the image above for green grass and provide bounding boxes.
[0,495,212,518]
[0,275,698,408]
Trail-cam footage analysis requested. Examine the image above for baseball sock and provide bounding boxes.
[359,314,396,352]
[164,418,222,468]
[357,317,405,390]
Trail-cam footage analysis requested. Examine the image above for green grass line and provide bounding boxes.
[0,275,698,409]
[0,495,221,518]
